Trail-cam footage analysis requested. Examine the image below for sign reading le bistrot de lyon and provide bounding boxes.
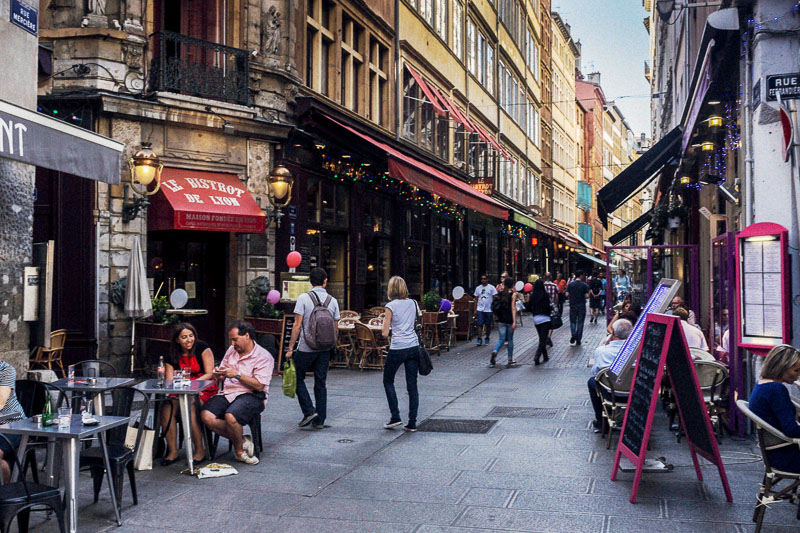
[766,73,800,101]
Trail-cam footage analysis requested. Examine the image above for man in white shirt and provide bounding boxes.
[673,307,709,353]
[474,275,498,346]
[588,319,633,432]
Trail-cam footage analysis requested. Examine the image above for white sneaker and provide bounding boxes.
[235,451,259,465]
[243,435,254,458]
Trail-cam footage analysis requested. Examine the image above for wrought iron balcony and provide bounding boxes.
[148,30,250,106]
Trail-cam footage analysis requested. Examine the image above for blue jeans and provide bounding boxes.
[294,349,330,424]
[570,305,586,342]
[493,323,515,362]
[383,346,420,424]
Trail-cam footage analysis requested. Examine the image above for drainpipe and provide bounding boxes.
[394,0,401,142]
[744,29,754,226]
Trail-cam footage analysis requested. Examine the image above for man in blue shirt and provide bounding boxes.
[587,319,633,432]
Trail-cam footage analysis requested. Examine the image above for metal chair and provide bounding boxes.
[0,434,65,533]
[210,414,263,460]
[71,359,118,378]
[14,380,70,484]
[694,360,729,438]
[595,367,633,449]
[736,399,800,532]
[690,348,716,362]
[29,329,67,377]
[354,323,387,371]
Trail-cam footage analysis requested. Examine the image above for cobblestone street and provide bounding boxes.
[29,310,798,532]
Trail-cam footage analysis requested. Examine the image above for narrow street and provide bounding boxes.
[27,311,795,532]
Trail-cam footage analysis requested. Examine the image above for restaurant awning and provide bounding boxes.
[577,252,616,269]
[609,208,653,245]
[322,114,508,220]
[148,168,266,233]
[596,126,682,229]
[405,64,447,117]
[557,230,580,247]
[0,97,123,183]
[512,212,536,228]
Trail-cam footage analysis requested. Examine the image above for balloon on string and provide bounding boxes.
[267,290,281,305]
[452,286,465,300]
[169,289,188,309]
[286,251,302,269]
[439,299,452,313]
[524,283,533,293]
[515,281,524,291]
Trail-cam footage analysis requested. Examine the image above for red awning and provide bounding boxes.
[323,114,508,220]
[558,230,580,247]
[405,64,447,117]
[148,168,266,233]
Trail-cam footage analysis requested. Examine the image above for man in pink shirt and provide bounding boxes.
[201,321,274,465]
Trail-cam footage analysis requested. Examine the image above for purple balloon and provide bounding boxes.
[439,299,452,313]
[267,290,280,305]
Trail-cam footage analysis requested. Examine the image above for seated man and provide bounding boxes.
[0,361,25,482]
[666,296,697,325]
[674,307,709,353]
[587,319,633,432]
[201,321,274,465]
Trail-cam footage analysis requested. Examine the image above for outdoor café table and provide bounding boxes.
[2,415,129,532]
[132,379,214,475]
[52,376,136,415]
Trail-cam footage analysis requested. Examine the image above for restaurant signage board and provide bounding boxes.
[0,98,122,183]
[766,73,800,101]
[735,222,790,356]
[469,176,494,195]
[611,313,732,503]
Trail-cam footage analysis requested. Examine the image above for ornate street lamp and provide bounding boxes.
[266,166,294,226]
[123,142,164,223]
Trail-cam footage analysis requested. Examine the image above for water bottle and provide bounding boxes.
[157,356,166,387]
[43,395,54,426]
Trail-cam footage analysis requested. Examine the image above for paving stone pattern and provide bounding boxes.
[27,305,798,532]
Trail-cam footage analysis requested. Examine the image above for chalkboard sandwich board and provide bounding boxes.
[611,313,732,504]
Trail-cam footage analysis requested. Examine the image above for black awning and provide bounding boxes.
[596,126,682,229]
[609,208,653,245]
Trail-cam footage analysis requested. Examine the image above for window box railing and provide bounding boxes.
[148,30,250,106]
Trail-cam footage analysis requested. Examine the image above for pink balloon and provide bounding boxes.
[524,283,533,293]
[267,290,280,305]
[439,299,452,313]
[286,251,302,269]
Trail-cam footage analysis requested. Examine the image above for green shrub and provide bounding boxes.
[422,290,442,312]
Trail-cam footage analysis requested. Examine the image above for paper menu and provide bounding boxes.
[743,274,763,304]
[763,305,783,338]
[743,241,762,272]
[762,274,782,304]
[744,305,764,337]
[762,240,782,272]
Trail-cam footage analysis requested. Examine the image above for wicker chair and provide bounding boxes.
[332,320,356,368]
[595,367,633,449]
[29,329,67,376]
[354,323,387,371]
[340,310,360,321]
[368,306,387,317]
[737,399,800,532]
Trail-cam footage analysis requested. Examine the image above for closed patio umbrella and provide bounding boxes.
[125,236,152,372]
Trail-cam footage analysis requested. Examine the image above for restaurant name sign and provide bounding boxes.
[469,176,494,195]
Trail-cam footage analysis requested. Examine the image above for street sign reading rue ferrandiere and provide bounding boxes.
[766,73,800,101]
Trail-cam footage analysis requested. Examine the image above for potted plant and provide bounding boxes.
[135,295,179,340]
[244,276,284,334]
[421,290,447,324]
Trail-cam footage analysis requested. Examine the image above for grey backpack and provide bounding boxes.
[303,291,337,351]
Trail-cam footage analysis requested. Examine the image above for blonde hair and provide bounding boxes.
[387,276,409,300]
[761,344,800,381]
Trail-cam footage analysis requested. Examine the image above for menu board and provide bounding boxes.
[279,314,296,367]
[280,272,312,302]
[740,238,783,341]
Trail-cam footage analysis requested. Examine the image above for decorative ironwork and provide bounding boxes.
[148,31,250,106]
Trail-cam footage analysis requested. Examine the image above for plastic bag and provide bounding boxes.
[283,359,296,398]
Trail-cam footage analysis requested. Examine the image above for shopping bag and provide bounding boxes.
[124,424,154,470]
[283,359,297,398]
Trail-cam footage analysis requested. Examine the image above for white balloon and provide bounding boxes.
[452,286,465,300]
[170,288,188,309]
[515,281,524,291]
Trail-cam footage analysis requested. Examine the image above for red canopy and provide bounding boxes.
[405,64,447,117]
[148,168,266,233]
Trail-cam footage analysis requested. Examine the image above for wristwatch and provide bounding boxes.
[235,372,242,380]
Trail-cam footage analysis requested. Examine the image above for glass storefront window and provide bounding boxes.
[306,177,320,223]
[335,184,349,226]
[320,181,335,225]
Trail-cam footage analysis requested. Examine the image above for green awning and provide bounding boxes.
[513,212,537,229]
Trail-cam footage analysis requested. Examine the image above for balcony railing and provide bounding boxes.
[148,30,250,106]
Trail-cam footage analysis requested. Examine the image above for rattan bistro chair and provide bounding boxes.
[595,367,633,449]
[340,310,360,321]
[29,329,67,377]
[737,400,800,532]
[354,323,387,371]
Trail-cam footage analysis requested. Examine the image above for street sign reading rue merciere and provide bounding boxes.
[10,0,38,36]
[766,73,800,101]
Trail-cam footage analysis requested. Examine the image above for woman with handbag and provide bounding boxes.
[381,276,421,432]
[526,280,552,365]
[490,277,517,367]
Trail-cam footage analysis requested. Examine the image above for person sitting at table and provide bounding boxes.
[201,321,274,465]
[0,360,24,482]
[606,300,641,336]
[160,322,217,466]
[749,344,800,473]
[673,307,709,354]
[588,319,633,433]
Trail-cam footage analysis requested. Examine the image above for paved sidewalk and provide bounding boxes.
[28,309,798,532]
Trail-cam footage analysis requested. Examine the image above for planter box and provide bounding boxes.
[135,321,173,341]
[246,317,284,335]
[422,311,447,324]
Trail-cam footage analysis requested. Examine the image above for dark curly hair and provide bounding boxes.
[168,322,199,369]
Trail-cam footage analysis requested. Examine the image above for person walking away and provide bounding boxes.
[588,272,604,324]
[613,269,630,304]
[201,321,273,465]
[526,280,553,365]
[381,276,421,432]
[567,271,590,346]
[542,272,559,347]
[490,278,517,366]
[285,267,340,429]
[599,271,607,314]
[556,274,567,317]
[473,275,497,346]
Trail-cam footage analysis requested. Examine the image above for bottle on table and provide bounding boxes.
[42,395,54,426]
[157,356,166,387]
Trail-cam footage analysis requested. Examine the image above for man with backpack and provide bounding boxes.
[285,267,340,429]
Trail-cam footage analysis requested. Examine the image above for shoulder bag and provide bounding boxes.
[412,301,433,376]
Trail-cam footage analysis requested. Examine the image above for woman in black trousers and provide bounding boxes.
[527,280,553,365]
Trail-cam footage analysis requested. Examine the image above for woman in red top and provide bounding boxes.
[160,322,217,466]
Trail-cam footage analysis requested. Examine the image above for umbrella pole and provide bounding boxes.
[130,319,136,373]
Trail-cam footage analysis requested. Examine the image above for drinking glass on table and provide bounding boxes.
[58,407,72,429]
[181,365,192,387]
[173,368,183,387]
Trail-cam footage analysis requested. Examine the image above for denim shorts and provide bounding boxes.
[477,311,494,326]
[202,393,264,426]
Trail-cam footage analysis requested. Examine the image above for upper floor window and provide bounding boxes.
[306,0,336,97]
[402,70,449,161]
[467,21,494,94]
[369,37,389,127]
[340,15,364,112]
[452,1,463,61]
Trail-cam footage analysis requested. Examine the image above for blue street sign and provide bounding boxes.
[10,0,38,36]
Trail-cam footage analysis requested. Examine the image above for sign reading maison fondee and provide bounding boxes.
[10,0,38,36]
[0,98,123,184]
[766,73,800,101]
